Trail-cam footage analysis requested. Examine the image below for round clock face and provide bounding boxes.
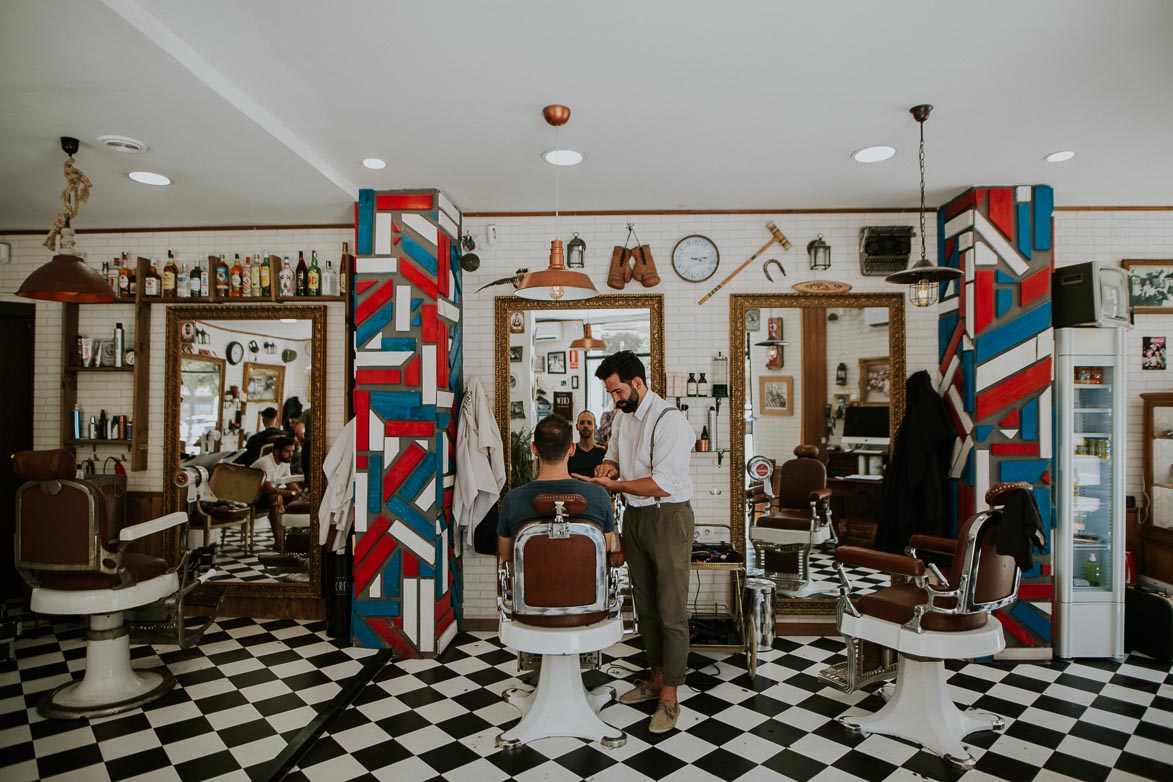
[226,341,244,365]
[124,349,136,367]
[672,234,720,282]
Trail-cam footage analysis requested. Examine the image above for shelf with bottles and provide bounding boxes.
[66,439,131,448]
[66,365,134,373]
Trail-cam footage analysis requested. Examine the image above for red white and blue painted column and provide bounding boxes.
[937,185,1056,649]
[351,189,463,656]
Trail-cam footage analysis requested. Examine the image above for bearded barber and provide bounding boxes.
[577,350,694,734]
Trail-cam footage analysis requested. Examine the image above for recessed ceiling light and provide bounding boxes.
[543,149,584,166]
[128,171,171,186]
[1044,150,1075,163]
[852,146,897,163]
[97,135,149,153]
[362,158,386,169]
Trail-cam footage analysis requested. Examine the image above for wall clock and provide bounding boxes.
[671,234,720,282]
[226,341,244,365]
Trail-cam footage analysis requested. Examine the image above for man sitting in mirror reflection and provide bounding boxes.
[252,436,301,548]
[567,411,605,479]
[235,407,283,466]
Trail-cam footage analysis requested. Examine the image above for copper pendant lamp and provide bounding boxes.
[18,137,117,303]
[515,105,598,301]
[884,105,962,307]
[569,321,607,350]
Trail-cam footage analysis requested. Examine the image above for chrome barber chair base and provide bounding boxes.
[496,653,626,749]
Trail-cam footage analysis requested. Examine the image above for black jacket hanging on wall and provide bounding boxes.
[877,370,955,553]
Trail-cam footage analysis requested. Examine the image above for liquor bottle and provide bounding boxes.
[340,242,349,295]
[279,256,295,296]
[144,259,162,297]
[321,260,337,296]
[201,257,210,298]
[214,256,229,298]
[110,255,124,298]
[124,252,137,298]
[241,256,252,297]
[307,250,321,296]
[295,251,308,296]
[250,253,262,297]
[230,254,243,297]
[163,250,178,298]
[260,255,272,297]
[189,256,203,298]
[104,260,119,296]
[98,410,108,440]
[176,261,190,298]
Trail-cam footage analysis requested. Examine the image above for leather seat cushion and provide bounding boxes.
[199,503,251,521]
[758,512,812,530]
[515,610,607,628]
[285,498,311,514]
[37,553,170,590]
[855,584,987,632]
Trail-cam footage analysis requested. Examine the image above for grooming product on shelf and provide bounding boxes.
[97,410,108,440]
[72,404,82,440]
[697,372,709,397]
[113,322,124,368]
[80,338,93,367]
[87,415,97,440]
[340,242,349,295]
[686,372,698,397]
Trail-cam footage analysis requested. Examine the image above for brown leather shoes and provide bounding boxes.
[617,679,660,704]
[648,700,680,733]
[630,245,660,287]
[607,246,632,290]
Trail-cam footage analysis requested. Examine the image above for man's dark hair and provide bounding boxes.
[533,415,573,463]
[272,436,295,451]
[261,407,279,422]
[595,350,646,385]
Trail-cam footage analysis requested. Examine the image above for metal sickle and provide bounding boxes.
[763,259,786,282]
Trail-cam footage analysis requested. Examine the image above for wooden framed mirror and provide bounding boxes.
[729,292,905,615]
[494,294,665,491]
[164,304,326,598]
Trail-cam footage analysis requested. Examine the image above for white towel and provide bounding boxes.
[454,377,505,544]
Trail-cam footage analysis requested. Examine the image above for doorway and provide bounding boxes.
[0,302,35,596]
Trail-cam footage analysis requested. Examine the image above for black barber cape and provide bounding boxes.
[877,370,955,553]
[995,489,1046,571]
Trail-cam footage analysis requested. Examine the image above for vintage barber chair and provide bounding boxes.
[496,494,626,749]
[13,449,220,718]
[194,463,265,552]
[821,481,1030,770]
[749,445,837,597]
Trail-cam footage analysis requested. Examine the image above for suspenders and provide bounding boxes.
[647,407,677,508]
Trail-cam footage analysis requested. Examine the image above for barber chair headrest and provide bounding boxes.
[13,449,76,481]
[793,444,819,459]
[531,493,588,518]
[985,481,1033,508]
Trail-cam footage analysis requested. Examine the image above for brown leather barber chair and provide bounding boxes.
[496,493,626,749]
[194,463,265,552]
[13,449,220,718]
[750,445,837,597]
[820,481,1031,770]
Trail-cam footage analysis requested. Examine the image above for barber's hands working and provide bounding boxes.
[571,461,621,492]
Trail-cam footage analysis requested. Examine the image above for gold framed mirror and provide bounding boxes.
[494,294,665,492]
[164,304,326,598]
[729,292,905,615]
[179,354,226,452]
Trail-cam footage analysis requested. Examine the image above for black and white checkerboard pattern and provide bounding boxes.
[2,616,1171,781]
[208,521,278,583]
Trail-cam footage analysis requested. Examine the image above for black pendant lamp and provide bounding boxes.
[884,105,962,307]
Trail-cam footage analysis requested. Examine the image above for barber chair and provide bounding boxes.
[821,481,1030,770]
[496,494,626,749]
[194,463,265,552]
[13,449,218,718]
[749,445,837,597]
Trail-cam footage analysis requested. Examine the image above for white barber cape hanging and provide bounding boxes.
[454,376,505,545]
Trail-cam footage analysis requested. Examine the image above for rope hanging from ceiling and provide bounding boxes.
[43,155,92,251]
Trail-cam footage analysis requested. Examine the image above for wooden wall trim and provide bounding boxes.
[801,308,828,451]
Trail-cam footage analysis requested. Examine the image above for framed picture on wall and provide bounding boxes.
[509,312,525,334]
[571,376,580,389]
[1123,259,1173,313]
[758,375,793,416]
[510,401,525,419]
[243,362,285,405]
[509,345,524,363]
[859,356,890,405]
[547,351,567,374]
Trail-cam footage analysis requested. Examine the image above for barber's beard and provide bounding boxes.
[617,387,640,413]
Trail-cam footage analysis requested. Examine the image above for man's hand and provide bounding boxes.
[573,474,622,493]
[595,461,619,479]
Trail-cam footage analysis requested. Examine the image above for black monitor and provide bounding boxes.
[842,406,890,449]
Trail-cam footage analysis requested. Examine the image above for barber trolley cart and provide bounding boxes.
[687,523,762,679]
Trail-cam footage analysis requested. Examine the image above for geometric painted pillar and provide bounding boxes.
[937,185,1055,651]
[351,189,463,657]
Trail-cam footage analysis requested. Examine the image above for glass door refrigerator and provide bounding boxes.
[1054,327,1126,659]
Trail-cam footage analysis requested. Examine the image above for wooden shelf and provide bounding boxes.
[67,366,133,373]
[66,439,131,448]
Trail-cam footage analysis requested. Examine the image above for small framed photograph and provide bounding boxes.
[510,401,525,419]
[1123,259,1173,313]
[833,392,851,418]
[859,356,890,405]
[1143,336,1167,370]
[243,362,285,404]
[571,376,580,389]
[547,351,567,374]
[758,375,793,416]
[509,345,524,363]
[509,311,525,334]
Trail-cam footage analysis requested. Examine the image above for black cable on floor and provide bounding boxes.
[259,647,395,782]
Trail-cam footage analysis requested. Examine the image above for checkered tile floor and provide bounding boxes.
[3,617,1172,782]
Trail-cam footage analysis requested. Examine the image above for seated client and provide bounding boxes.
[251,436,301,547]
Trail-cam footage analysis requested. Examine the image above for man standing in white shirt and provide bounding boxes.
[251,436,301,548]
[579,350,694,734]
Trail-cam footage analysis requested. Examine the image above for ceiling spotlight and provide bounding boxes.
[128,171,171,186]
[852,146,896,163]
[543,149,584,166]
[1044,150,1075,163]
[362,158,387,169]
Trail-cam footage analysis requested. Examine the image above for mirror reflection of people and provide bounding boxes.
[567,411,605,479]
[578,350,694,735]
[252,436,301,549]
[497,415,616,561]
[235,407,283,465]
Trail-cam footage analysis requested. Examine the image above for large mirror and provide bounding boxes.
[494,294,665,491]
[729,293,905,614]
[164,305,326,597]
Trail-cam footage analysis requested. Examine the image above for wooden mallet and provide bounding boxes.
[698,221,792,305]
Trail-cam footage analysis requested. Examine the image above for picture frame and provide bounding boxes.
[509,401,526,419]
[1143,336,1167,370]
[832,392,851,419]
[571,376,580,389]
[1122,259,1173,313]
[547,350,567,374]
[859,356,890,405]
[758,375,794,416]
[242,362,285,405]
[509,345,524,363]
[509,311,525,334]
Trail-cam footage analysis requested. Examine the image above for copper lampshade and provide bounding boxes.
[569,322,607,350]
[515,243,598,301]
[17,250,117,302]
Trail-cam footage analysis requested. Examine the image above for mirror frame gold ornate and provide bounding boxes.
[728,292,906,615]
[494,294,666,492]
[163,304,327,598]
[179,354,226,448]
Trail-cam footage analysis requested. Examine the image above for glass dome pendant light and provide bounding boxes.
[884,104,962,307]
[515,105,598,301]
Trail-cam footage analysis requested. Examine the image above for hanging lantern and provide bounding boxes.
[836,362,848,386]
[566,233,586,269]
[807,234,831,271]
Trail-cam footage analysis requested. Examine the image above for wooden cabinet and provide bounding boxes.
[1140,391,1173,584]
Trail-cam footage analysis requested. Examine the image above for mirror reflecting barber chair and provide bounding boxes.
[496,494,627,749]
[820,481,1032,770]
[749,445,837,597]
[13,449,223,719]
[194,463,265,553]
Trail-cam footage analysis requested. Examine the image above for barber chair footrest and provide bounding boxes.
[836,655,1004,770]
[496,654,626,749]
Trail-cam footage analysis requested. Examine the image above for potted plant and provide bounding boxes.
[510,427,534,488]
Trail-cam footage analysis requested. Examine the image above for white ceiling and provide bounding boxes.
[3,0,1172,231]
